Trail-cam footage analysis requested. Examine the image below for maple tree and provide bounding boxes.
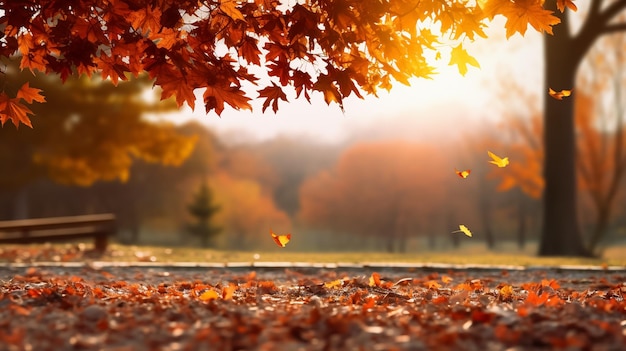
[211,172,291,250]
[0,0,566,128]
[0,0,611,256]
[0,61,195,189]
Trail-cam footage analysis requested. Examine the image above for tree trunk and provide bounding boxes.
[517,197,526,250]
[589,204,611,254]
[539,24,589,256]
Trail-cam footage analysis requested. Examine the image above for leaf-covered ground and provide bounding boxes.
[1,264,625,351]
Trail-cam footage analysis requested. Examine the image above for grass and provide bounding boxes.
[104,242,626,267]
[2,241,625,267]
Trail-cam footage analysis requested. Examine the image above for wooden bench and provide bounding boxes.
[0,214,116,252]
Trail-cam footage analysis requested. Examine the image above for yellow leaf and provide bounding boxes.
[220,0,245,22]
[455,169,471,179]
[448,44,480,76]
[488,150,509,168]
[499,285,514,300]
[548,87,571,100]
[452,224,472,237]
[324,279,343,289]
[270,229,291,247]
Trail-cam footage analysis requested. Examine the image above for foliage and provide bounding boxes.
[0,266,625,350]
[0,0,567,127]
[0,61,196,187]
[187,182,222,247]
[211,172,291,250]
[299,141,450,252]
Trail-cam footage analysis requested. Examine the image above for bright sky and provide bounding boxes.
[152,21,544,145]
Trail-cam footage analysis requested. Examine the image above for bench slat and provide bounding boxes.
[0,214,116,252]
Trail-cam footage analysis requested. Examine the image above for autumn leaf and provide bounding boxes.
[455,169,471,179]
[448,44,480,76]
[199,289,220,301]
[258,83,288,113]
[488,150,509,168]
[0,95,34,128]
[481,0,561,38]
[557,0,577,12]
[16,82,46,104]
[425,280,441,289]
[368,272,381,287]
[548,87,571,100]
[220,0,246,22]
[270,229,291,247]
[324,279,343,289]
[204,85,252,116]
[499,285,514,301]
[452,224,472,237]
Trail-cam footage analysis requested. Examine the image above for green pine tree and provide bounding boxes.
[187,182,221,247]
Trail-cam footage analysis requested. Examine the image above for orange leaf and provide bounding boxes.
[204,85,252,116]
[525,290,548,306]
[425,280,441,289]
[441,275,453,284]
[548,87,571,100]
[556,0,577,12]
[199,289,220,301]
[222,283,237,300]
[258,83,288,113]
[16,82,46,104]
[482,0,561,38]
[455,169,471,179]
[0,95,34,128]
[220,0,246,22]
[368,272,381,287]
[270,229,291,247]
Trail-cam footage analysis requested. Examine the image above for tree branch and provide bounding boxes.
[601,22,626,35]
[599,0,626,24]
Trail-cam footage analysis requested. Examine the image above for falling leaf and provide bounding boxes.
[455,169,471,178]
[487,151,509,168]
[449,43,480,76]
[548,88,572,100]
[270,229,291,247]
[452,224,472,237]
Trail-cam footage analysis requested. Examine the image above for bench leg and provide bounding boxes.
[94,235,108,252]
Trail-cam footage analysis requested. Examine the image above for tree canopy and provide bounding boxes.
[0,0,566,127]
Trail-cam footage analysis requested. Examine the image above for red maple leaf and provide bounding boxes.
[16,82,46,104]
[203,85,252,116]
[258,83,288,113]
[0,94,34,128]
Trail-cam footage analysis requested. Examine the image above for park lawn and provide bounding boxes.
[1,241,625,267]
